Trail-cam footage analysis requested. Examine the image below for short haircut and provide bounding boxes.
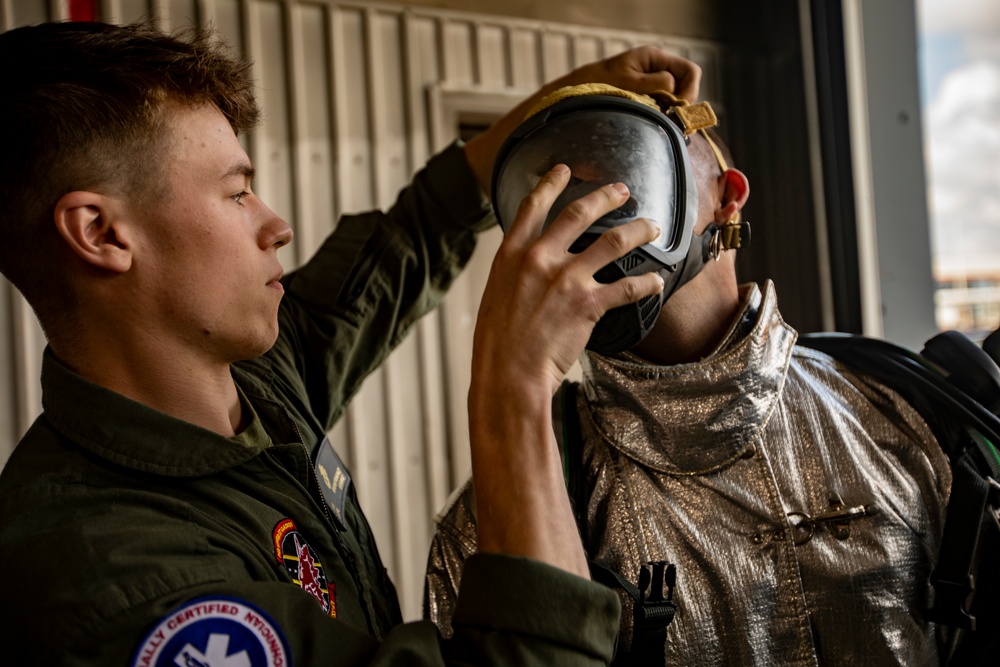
[702,126,735,173]
[0,21,260,331]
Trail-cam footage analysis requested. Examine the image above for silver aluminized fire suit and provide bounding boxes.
[425,281,952,666]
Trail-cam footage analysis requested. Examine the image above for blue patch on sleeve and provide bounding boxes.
[131,597,292,667]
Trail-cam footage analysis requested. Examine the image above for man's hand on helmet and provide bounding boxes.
[468,165,663,579]
[471,165,663,402]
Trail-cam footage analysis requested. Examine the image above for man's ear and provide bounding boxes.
[715,168,750,222]
[53,191,133,274]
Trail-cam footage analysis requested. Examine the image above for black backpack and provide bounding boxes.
[559,328,1000,666]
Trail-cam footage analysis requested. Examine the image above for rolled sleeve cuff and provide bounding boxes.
[453,553,621,662]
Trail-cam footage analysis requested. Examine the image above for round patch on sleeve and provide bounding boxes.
[131,597,291,667]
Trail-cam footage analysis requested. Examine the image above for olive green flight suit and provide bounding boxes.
[0,144,620,666]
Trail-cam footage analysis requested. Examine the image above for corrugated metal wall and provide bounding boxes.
[0,0,722,620]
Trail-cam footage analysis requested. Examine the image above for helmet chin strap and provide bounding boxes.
[661,214,749,301]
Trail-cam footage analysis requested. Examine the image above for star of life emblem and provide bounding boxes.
[176,633,249,667]
[131,597,291,667]
[272,518,336,617]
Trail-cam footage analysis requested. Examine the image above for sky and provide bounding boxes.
[917,0,1000,277]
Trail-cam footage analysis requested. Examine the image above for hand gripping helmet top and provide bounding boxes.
[491,83,744,355]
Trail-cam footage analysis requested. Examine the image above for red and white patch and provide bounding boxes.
[272,519,336,617]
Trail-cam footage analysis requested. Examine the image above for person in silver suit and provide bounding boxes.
[424,87,950,666]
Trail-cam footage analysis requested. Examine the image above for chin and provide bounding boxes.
[253,329,281,358]
[228,327,281,363]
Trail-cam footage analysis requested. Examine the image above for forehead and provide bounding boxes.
[162,102,247,177]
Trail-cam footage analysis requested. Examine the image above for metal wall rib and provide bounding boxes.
[1,0,721,621]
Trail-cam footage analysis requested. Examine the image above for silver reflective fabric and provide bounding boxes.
[425,282,952,666]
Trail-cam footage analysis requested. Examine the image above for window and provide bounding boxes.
[918,0,1000,341]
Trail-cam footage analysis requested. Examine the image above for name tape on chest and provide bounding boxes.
[131,597,291,667]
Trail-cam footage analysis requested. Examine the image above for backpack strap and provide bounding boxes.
[558,380,588,542]
[928,445,996,630]
[589,559,678,665]
[556,379,678,665]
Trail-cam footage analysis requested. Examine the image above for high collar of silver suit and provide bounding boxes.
[580,281,797,474]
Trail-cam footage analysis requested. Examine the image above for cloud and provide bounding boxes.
[966,35,1000,62]
[925,60,1000,275]
[919,0,1000,36]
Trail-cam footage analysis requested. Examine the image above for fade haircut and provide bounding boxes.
[688,126,737,229]
[0,21,260,332]
[690,127,735,180]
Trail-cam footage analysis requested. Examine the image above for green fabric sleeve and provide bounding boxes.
[449,553,622,666]
[257,142,495,440]
[55,559,620,666]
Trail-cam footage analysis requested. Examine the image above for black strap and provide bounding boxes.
[560,381,588,543]
[558,380,677,665]
[590,559,677,665]
[928,450,992,630]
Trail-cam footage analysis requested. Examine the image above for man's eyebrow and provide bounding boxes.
[221,162,255,181]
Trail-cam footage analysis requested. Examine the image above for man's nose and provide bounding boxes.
[259,207,294,250]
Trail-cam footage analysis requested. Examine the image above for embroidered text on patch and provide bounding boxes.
[131,597,291,667]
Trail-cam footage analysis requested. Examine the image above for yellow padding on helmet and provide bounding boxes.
[526,83,729,173]
[525,83,659,119]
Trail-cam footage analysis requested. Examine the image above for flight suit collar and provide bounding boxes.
[39,347,294,477]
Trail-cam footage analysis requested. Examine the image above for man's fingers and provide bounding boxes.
[593,272,665,314]
[506,164,571,244]
[573,217,661,275]
[607,46,703,102]
[543,182,631,250]
[640,50,702,101]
